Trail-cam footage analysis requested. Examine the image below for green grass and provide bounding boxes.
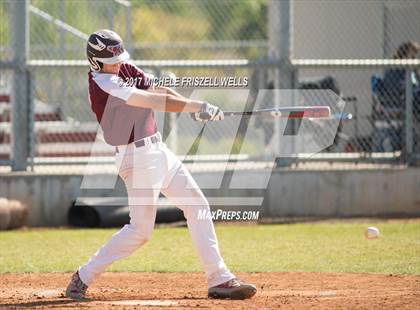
[0,221,419,274]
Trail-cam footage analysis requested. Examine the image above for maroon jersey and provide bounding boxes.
[88,62,157,146]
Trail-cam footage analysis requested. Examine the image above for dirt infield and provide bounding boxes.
[0,272,419,309]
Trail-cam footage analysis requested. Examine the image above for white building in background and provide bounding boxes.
[293,0,420,140]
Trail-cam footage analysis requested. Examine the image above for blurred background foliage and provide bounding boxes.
[0,1,9,59]
[14,0,269,60]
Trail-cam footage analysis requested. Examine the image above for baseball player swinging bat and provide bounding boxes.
[65,29,256,301]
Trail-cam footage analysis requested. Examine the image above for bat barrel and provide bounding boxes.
[224,109,352,120]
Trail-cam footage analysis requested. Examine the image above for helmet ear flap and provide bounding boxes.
[88,57,103,72]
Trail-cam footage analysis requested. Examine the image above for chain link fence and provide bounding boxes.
[28,0,267,60]
[0,0,419,171]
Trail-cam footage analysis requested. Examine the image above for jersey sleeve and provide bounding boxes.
[93,73,135,102]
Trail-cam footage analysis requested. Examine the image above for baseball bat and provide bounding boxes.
[224,106,352,120]
[197,106,352,121]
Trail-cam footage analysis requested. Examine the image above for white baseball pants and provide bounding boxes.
[78,140,235,288]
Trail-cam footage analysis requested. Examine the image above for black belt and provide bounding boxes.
[115,134,161,153]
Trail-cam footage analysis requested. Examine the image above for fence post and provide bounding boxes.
[108,0,114,30]
[268,0,294,156]
[381,2,389,58]
[405,70,414,163]
[28,71,35,171]
[125,2,132,54]
[10,0,30,171]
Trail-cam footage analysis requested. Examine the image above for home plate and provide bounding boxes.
[33,289,62,298]
[109,300,179,306]
[318,290,337,297]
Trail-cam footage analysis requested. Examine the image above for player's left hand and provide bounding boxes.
[191,102,224,122]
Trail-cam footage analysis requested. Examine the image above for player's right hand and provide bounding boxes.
[191,102,224,122]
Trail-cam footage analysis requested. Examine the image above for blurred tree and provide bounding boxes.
[0,1,8,53]
[13,0,268,60]
[203,0,267,41]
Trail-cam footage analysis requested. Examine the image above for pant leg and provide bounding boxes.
[79,145,165,286]
[160,149,235,288]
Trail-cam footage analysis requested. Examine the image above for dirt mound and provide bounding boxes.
[0,272,419,309]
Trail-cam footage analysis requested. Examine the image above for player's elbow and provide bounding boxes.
[126,90,166,111]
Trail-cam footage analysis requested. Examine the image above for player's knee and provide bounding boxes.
[128,206,156,243]
[128,223,154,244]
[133,228,153,244]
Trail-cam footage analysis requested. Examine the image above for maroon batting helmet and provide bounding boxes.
[86,29,130,71]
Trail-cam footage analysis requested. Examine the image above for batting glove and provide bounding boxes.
[191,102,224,122]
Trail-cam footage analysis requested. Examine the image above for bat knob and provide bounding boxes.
[270,111,282,118]
[191,111,212,122]
[198,112,212,120]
